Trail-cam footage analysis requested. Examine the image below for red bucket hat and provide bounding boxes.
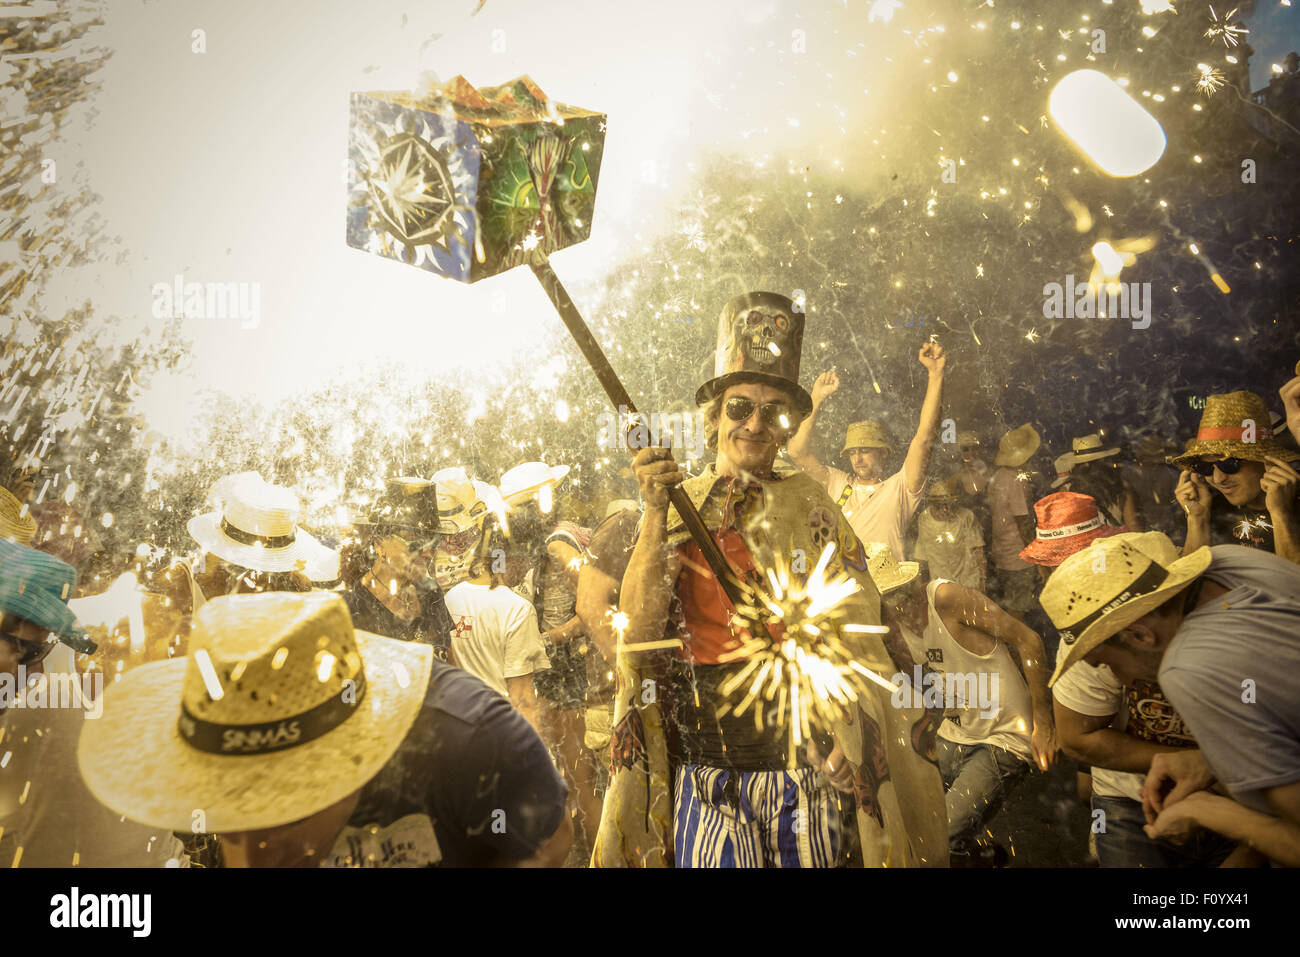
[1019,491,1124,567]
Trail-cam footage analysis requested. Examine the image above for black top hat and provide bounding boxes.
[694,291,812,414]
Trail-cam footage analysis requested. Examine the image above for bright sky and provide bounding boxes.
[52,0,886,405]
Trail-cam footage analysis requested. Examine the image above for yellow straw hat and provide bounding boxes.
[0,485,37,545]
[994,424,1041,467]
[1041,532,1209,686]
[841,420,893,456]
[1169,390,1300,469]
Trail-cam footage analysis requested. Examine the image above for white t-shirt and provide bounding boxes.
[1051,640,1196,803]
[988,467,1033,570]
[444,581,550,698]
[824,467,922,560]
[914,507,984,589]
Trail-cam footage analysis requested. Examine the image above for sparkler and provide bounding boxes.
[1204,6,1248,48]
[711,542,893,759]
[1194,63,1226,97]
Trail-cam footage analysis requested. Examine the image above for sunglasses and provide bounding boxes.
[1191,458,1243,476]
[723,397,792,429]
[1,631,59,667]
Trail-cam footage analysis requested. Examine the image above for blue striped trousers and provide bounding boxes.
[673,764,841,868]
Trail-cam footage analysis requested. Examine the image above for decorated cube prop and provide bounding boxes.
[347,75,605,283]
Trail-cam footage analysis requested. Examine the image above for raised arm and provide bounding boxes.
[903,343,947,495]
[1174,470,1213,556]
[787,369,838,486]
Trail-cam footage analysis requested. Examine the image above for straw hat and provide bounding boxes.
[187,472,339,581]
[0,485,36,545]
[0,539,96,653]
[1170,391,1300,469]
[1050,453,1075,489]
[924,478,960,503]
[841,420,893,456]
[603,498,638,519]
[863,542,921,595]
[431,468,489,535]
[994,424,1041,467]
[77,591,433,833]
[1042,532,1210,686]
[1019,491,1123,567]
[1070,433,1120,464]
[499,461,570,507]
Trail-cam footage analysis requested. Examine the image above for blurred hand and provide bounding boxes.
[1261,455,1299,517]
[811,369,840,408]
[1031,722,1059,771]
[808,738,855,793]
[918,341,947,373]
[1144,790,1215,845]
[1280,374,1300,447]
[1142,749,1215,824]
[631,446,685,510]
[1175,470,1212,522]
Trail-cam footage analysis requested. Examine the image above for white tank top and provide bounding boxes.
[921,579,1034,762]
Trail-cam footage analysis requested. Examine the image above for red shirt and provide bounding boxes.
[674,528,785,665]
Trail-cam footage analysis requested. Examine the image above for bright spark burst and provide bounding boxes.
[712,543,892,757]
[1235,516,1271,540]
[1024,327,1040,343]
[1195,63,1225,96]
[1204,6,1247,47]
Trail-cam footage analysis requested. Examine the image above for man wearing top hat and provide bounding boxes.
[787,343,948,561]
[594,291,946,869]
[1171,390,1300,563]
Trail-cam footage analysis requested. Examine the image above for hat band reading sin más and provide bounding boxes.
[178,669,368,755]
[1056,562,1169,646]
[220,517,297,549]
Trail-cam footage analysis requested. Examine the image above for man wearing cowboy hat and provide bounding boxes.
[787,342,948,561]
[1172,390,1300,564]
[186,471,340,606]
[987,424,1042,620]
[1058,433,1139,530]
[863,542,1056,866]
[913,478,985,591]
[78,591,572,867]
[1043,535,1300,865]
[1046,530,1236,868]
[599,291,946,869]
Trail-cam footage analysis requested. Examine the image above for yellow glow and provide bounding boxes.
[316,652,336,682]
[1049,70,1166,176]
[1211,273,1231,294]
[194,649,225,701]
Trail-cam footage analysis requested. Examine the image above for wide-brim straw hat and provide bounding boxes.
[188,472,339,581]
[0,485,36,545]
[994,424,1041,467]
[499,461,570,507]
[863,541,921,595]
[1050,453,1075,489]
[1071,433,1121,464]
[431,467,490,535]
[77,591,433,834]
[841,420,893,456]
[1043,532,1210,686]
[1170,390,1300,469]
[1020,490,1124,566]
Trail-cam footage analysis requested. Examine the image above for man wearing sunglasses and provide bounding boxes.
[0,539,95,684]
[597,292,947,869]
[788,342,947,561]
[1171,391,1300,564]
